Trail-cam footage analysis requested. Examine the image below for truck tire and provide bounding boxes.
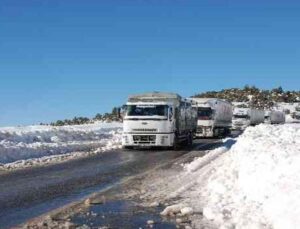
[214,128,223,139]
[172,135,180,150]
[213,128,219,138]
[226,128,231,137]
[182,133,193,147]
[187,133,193,145]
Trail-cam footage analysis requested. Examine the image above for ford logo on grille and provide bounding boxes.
[142,122,148,125]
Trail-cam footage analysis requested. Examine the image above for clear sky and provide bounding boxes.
[0,0,300,126]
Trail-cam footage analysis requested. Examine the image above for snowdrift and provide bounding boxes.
[0,122,122,170]
[184,124,300,228]
[147,124,300,229]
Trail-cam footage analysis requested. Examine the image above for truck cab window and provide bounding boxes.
[233,114,249,119]
[197,108,213,120]
[126,105,168,117]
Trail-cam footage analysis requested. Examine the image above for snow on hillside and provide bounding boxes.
[0,122,122,170]
[142,124,300,229]
[276,102,300,113]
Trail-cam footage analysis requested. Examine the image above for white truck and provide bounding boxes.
[122,92,197,149]
[233,108,265,130]
[265,110,286,124]
[190,98,233,138]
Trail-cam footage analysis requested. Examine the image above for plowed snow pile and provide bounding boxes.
[0,122,122,170]
[150,124,300,229]
[195,124,300,229]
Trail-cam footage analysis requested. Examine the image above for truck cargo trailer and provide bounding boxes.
[265,110,286,124]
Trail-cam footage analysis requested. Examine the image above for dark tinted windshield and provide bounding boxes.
[126,105,168,116]
[234,114,249,119]
[198,108,213,120]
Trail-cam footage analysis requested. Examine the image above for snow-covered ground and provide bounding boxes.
[141,124,300,229]
[0,122,122,170]
[278,103,300,123]
[276,102,300,113]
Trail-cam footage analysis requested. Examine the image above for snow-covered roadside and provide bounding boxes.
[286,114,300,123]
[0,122,123,171]
[140,124,300,229]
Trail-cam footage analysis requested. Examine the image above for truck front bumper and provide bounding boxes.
[122,133,175,147]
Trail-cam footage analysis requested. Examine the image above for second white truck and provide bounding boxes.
[190,98,233,138]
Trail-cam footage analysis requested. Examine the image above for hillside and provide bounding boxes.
[194,86,300,109]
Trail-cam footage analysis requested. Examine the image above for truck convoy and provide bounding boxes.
[190,98,233,138]
[265,110,286,124]
[122,92,197,149]
[233,108,265,130]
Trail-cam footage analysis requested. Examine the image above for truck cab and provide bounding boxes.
[190,98,232,138]
[122,102,175,147]
[122,92,196,149]
[196,106,215,137]
[232,108,250,130]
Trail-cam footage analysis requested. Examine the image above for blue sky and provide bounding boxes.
[0,0,300,126]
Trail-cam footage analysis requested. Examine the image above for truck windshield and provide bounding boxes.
[234,114,249,119]
[126,105,168,117]
[198,108,212,120]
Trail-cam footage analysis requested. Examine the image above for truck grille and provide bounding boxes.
[133,135,156,144]
[132,128,157,132]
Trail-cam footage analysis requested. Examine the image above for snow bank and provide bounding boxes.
[141,124,300,228]
[166,124,300,229]
[286,114,300,123]
[0,122,122,170]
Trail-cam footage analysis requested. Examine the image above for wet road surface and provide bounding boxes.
[0,138,225,228]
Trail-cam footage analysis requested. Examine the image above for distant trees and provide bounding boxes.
[51,120,66,126]
[94,113,102,120]
[272,86,284,94]
[50,117,90,126]
[194,85,300,109]
[100,107,121,122]
[50,107,122,126]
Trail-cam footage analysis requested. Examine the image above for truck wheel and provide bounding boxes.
[221,128,227,138]
[172,136,180,150]
[187,133,193,145]
[224,128,231,137]
[182,133,193,147]
[213,128,218,138]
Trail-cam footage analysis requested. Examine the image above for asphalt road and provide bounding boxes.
[0,138,227,228]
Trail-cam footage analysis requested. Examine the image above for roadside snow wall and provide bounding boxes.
[0,122,122,169]
[182,124,300,229]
